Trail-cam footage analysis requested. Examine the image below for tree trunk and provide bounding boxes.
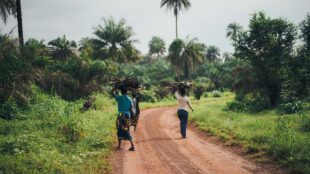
[16,0,24,47]
[174,6,179,39]
[175,12,178,39]
[184,62,189,80]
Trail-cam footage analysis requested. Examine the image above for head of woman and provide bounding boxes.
[120,86,128,95]
[179,88,186,97]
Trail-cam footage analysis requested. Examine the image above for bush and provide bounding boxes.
[60,104,83,143]
[211,90,222,98]
[225,93,270,113]
[154,88,170,100]
[271,117,310,173]
[193,86,205,100]
[0,97,20,120]
[31,56,50,68]
[278,101,303,114]
[246,95,270,113]
[224,100,246,112]
[140,92,156,103]
[203,93,208,98]
[0,51,31,107]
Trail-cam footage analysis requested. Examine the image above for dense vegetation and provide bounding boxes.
[0,0,309,173]
[191,95,310,174]
[227,12,310,114]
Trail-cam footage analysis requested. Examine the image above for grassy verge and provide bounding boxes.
[0,87,117,174]
[190,95,310,173]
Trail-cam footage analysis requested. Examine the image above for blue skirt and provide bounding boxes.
[116,113,132,140]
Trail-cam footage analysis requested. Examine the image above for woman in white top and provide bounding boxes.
[174,88,194,138]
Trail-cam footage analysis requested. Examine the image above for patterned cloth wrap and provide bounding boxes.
[116,112,132,140]
[130,114,139,128]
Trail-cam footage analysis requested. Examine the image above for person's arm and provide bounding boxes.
[111,88,118,98]
[187,98,194,112]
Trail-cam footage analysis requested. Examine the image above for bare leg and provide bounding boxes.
[117,139,121,149]
[129,140,135,151]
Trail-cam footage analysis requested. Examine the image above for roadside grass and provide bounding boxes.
[0,87,116,174]
[190,95,310,174]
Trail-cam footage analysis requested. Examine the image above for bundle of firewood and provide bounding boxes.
[168,81,193,92]
[110,77,143,94]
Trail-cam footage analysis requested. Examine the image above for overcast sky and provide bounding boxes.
[1,0,309,54]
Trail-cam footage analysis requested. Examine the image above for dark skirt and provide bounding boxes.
[116,113,132,140]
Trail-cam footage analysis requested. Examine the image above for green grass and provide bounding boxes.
[190,95,310,174]
[0,87,117,174]
[1,90,308,173]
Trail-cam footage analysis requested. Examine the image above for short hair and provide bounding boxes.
[120,86,128,95]
[179,88,186,97]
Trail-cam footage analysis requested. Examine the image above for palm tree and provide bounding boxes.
[226,22,243,42]
[0,0,24,46]
[0,0,16,24]
[15,0,23,46]
[206,45,220,62]
[160,0,191,39]
[93,17,135,61]
[148,36,166,58]
[48,35,77,60]
[168,37,205,80]
[222,51,233,62]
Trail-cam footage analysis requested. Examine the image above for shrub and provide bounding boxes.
[246,95,270,113]
[278,101,303,114]
[270,117,310,173]
[193,86,205,100]
[211,90,222,98]
[154,88,170,100]
[203,93,208,98]
[225,93,270,113]
[60,104,84,143]
[140,91,156,103]
[224,100,246,112]
[31,56,50,68]
[0,97,20,120]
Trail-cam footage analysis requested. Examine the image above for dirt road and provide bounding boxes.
[111,107,282,174]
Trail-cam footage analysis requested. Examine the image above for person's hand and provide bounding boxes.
[191,109,194,112]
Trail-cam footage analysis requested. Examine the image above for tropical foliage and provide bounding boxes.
[160,0,191,38]
[48,35,77,60]
[148,36,166,58]
[167,37,206,80]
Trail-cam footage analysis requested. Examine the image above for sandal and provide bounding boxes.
[129,146,135,151]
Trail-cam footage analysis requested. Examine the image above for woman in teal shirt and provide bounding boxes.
[112,86,135,151]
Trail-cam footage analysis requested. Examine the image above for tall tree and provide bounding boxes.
[0,0,16,24]
[168,37,205,80]
[0,0,24,46]
[148,36,166,58]
[226,22,243,42]
[160,0,191,39]
[222,52,233,62]
[15,0,23,46]
[93,17,136,61]
[234,12,297,107]
[206,45,220,61]
[48,35,77,60]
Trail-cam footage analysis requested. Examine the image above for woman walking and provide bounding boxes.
[112,86,135,151]
[174,88,194,138]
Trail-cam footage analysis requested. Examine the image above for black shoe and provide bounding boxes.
[129,146,135,151]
